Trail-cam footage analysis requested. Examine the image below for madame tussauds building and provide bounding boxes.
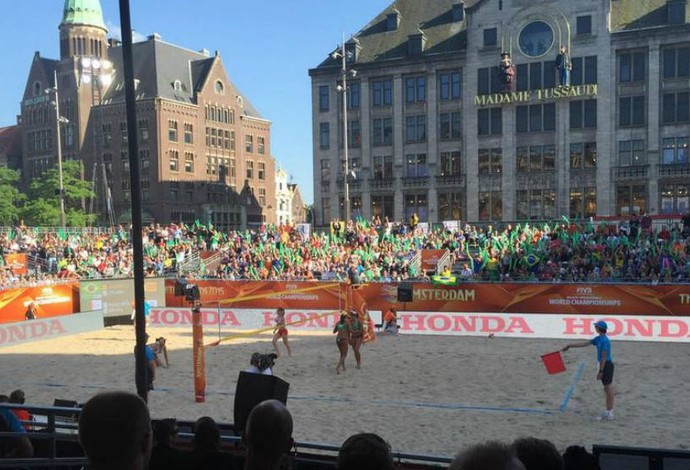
[309,0,690,225]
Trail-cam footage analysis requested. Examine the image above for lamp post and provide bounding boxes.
[49,70,67,227]
[332,38,356,223]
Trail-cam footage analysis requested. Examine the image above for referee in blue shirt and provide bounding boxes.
[562,320,615,421]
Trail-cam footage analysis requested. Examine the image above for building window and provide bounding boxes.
[229,158,236,178]
[348,82,360,109]
[439,71,462,100]
[619,96,646,127]
[140,149,150,172]
[617,184,647,215]
[516,103,555,132]
[517,189,556,220]
[372,118,393,146]
[246,161,254,179]
[570,187,597,218]
[479,191,502,221]
[663,46,690,79]
[662,92,690,123]
[245,135,254,153]
[619,51,646,83]
[570,56,598,86]
[404,193,428,222]
[319,85,329,112]
[405,115,427,143]
[258,188,266,206]
[138,120,149,142]
[169,150,179,171]
[483,28,497,47]
[168,120,178,141]
[223,130,231,150]
[120,121,128,144]
[372,78,393,107]
[570,142,597,168]
[320,159,331,181]
[478,108,502,136]
[319,123,330,149]
[576,15,592,35]
[519,21,554,57]
[258,162,265,180]
[438,192,463,221]
[230,131,236,151]
[619,139,646,166]
[258,136,265,155]
[440,112,462,140]
[347,120,361,147]
[660,184,689,214]
[184,123,193,144]
[185,152,194,173]
[405,154,428,177]
[477,67,501,94]
[661,137,689,164]
[101,123,111,148]
[405,75,426,103]
[440,151,461,176]
[516,145,555,172]
[570,99,597,129]
[478,148,502,174]
[373,155,393,179]
[371,195,394,220]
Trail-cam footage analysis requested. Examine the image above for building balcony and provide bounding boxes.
[614,165,649,181]
[401,176,430,188]
[368,178,394,190]
[336,179,362,191]
[658,163,690,178]
[434,174,466,188]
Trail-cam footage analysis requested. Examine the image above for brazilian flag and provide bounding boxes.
[432,275,457,286]
[522,253,541,268]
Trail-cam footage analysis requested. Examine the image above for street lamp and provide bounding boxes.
[47,70,67,227]
[332,37,357,223]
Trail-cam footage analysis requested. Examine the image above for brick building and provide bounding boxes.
[19,0,276,228]
[310,0,690,224]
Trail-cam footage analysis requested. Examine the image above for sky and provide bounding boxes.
[0,0,394,204]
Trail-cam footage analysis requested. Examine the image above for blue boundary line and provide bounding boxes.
[559,360,586,412]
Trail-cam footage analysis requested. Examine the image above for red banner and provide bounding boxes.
[165,280,690,318]
[421,250,447,273]
[0,283,80,324]
[3,253,28,276]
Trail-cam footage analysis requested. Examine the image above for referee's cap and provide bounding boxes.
[594,320,608,331]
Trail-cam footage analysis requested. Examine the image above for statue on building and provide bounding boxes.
[498,51,515,92]
[555,46,572,87]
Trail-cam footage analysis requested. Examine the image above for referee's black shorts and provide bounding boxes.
[600,361,614,386]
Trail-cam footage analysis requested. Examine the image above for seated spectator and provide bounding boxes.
[245,353,276,375]
[511,437,563,470]
[242,399,293,470]
[78,391,151,470]
[149,418,193,470]
[449,441,525,470]
[337,432,393,470]
[191,416,236,469]
[562,446,600,470]
[383,307,399,335]
[0,394,34,458]
[9,389,31,430]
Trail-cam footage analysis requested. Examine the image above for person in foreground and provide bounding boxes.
[0,397,34,458]
[511,437,563,470]
[337,432,393,470]
[78,391,152,470]
[242,399,293,470]
[449,441,525,470]
[561,320,615,420]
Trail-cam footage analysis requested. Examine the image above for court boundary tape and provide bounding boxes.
[559,360,586,413]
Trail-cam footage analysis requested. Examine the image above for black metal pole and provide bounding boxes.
[118,0,148,402]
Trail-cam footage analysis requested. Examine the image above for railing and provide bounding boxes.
[436,250,453,275]
[410,251,422,276]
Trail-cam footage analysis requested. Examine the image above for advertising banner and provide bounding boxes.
[421,250,447,273]
[0,283,80,324]
[0,310,104,348]
[80,278,165,318]
[3,253,28,276]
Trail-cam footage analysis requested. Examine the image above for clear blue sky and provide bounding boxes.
[0,0,394,204]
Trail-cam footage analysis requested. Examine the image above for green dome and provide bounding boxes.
[61,0,106,30]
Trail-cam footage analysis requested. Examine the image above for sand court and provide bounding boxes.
[1,325,688,457]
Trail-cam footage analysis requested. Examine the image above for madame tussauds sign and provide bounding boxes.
[474,84,598,106]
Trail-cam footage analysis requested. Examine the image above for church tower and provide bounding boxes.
[59,0,108,60]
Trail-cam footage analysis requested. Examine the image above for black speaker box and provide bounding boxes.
[397,282,413,302]
[184,284,200,302]
[174,278,187,297]
[233,371,289,433]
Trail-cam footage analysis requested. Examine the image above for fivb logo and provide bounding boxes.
[576,287,593,295]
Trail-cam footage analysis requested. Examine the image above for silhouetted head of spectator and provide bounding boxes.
[152,418,177,448]
[337,432,393,470]
[9,390,25,405]
[512,437,563,470]
[0,395,9,403]
[78,391,152,470]
[449,441,526,470]
[562,446,600,470]
[193,416,221,455]
[243,399,293,470]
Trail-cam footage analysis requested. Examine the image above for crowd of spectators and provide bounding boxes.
[1,211,689,289]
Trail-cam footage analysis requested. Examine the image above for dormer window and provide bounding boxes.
[237,95,244,108]
[452,3,464,22]
[215,80,224,94]
[667,0,686,24]
[173,80,182,92]
[33,81,42,97]
[408,32,426,55]
[387,11,400,31]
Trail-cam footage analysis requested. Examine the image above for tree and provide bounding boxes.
[20,160,97,226]
[0,167,26,225]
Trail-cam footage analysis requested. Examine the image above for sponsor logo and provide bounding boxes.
[0,320,67,345]
[563,317,690,338]
[401,314,532,334]
[680,293,690,305]
[414,289,476,302]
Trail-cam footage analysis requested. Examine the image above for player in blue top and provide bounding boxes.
[561,320,615,421]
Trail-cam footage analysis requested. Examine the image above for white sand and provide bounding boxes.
[1,325,689,457]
